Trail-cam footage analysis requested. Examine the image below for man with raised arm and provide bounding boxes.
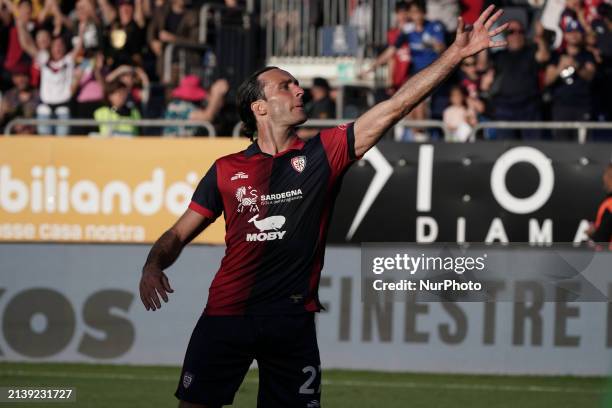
[139,7,507,408]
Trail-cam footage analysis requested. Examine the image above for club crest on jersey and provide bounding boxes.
[183,372,193,388]
[291,156,307,173]
[236,186,259,213]
[231,171,249,181]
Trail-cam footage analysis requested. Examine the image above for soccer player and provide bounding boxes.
[139,7,507,408]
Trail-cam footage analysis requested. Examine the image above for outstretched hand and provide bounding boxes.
[139,267,174,311]
[453,5,508,59]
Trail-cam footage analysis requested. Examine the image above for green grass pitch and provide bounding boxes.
[0,362,608,407]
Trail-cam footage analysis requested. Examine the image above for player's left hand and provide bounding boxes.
[453,5,508,59]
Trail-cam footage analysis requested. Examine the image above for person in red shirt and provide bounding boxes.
[361,1,412,93]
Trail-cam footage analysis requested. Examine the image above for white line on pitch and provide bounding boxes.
[0,370,603,395]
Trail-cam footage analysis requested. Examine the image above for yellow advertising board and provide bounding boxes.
[0,137,250,244]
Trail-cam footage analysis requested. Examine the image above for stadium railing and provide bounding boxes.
[3,119,217,137]
[5,118,612,142]
[162,43,211,84]
[469,121,612,144]
[232,118,451,140]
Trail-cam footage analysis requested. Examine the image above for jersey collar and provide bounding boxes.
[244,136,306,158]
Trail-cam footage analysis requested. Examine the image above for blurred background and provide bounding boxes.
[0,0,611,407]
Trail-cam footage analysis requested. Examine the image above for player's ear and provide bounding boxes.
[251,100,267,116]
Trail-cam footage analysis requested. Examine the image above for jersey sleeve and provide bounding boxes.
[188,162,223,220]
[592,209,612,243]
[319,122,358,175]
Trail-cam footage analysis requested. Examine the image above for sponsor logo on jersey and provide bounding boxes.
[246,214,286,241]
[231,171,249,181]
[291,156,307,173]
[235,186,259,213]
[307,400,320,408]
[260,189,303,203]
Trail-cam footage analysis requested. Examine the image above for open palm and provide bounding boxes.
[454,6,508,59]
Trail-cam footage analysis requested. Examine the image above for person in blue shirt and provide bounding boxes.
[395,2,447,74]
[393,2,447,140]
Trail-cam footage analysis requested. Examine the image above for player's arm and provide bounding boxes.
[353,6,507,157]
[139,209,214,311]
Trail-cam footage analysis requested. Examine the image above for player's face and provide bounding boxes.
[259,69,306,127]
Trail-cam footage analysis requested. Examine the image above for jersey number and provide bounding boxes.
[299,365,321,394]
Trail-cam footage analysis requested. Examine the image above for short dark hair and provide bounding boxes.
[105,80,127,101]
[236,66,278,141]
[395,1,410,11]
[409,1,426,13]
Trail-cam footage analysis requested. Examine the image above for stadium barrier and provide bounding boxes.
[1,242,611,375]
[469,121,612,144]
[7,118,610,143]
[3,119,217,137]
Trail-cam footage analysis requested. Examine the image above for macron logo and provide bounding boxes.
[231,172,249,181]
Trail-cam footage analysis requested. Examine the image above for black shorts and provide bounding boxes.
[175,313,322,408]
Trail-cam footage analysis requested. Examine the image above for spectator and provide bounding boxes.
[70,0,102,51]
[458,55,488,122]
[298,77,336,139]
[147,0,198,81]
[163,75,229,136]
[98,0,146,67]
[305,77,335,119]
[17,20,84,135]
[591,2,612,129]
[396,2,446,139]
[360,1,411,94]
[443,85,476,141]
[0,62,39,134]
[37,0,71,37]
[544,20,596,140]
[94,79,141,136]
[106,63,150,112]
[72,49,106,133]
[1,0,35,74]
[487,19,550,140]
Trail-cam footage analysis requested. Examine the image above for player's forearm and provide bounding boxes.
[391,44,462,117]
[354,45,462,157]
[143,228,184,272]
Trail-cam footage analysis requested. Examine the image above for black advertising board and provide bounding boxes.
[327,142,612,243]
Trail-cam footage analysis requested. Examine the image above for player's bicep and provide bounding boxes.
[354,98,402,157]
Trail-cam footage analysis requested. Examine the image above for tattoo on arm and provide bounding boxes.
[143,229,184,271]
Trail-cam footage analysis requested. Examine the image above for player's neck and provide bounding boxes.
[256,125,298,155]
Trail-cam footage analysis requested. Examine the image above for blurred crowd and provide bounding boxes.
[1,0,611,140]
[0,0,244,136]
[361,0,612,140]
